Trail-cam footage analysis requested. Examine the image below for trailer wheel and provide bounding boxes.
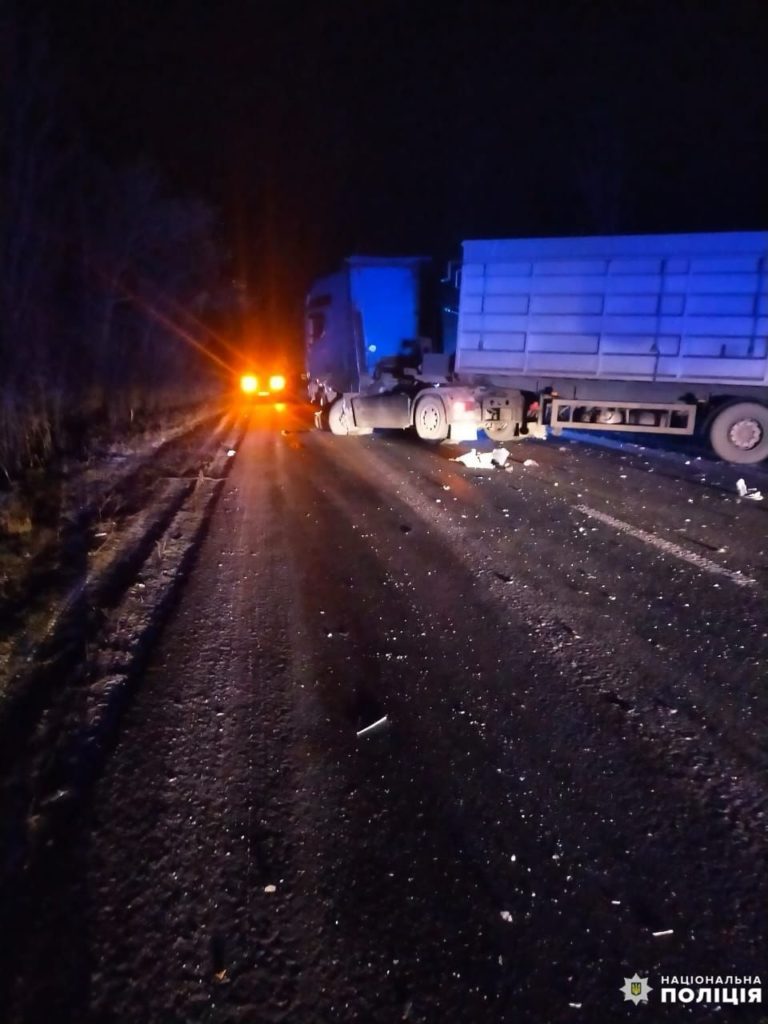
[414,394,449,441]
[328,398,351,436]
[709,402,768,464]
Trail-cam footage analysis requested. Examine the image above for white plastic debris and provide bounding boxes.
[264,884,276,893]
[500,911,513,923]
[652,929,674,937]
[522,458,539,467]
[451,447,510,469]
[227,449,237,457]
[736,478,763,501]
[356,715,388,738]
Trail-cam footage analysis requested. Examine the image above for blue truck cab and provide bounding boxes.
[305,256,450,400]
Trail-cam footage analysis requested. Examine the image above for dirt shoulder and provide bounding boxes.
[0,407,243,980]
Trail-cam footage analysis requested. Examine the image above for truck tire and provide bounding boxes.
[413,394,448,441]
[328,398,351,436]
[709,402,768,464]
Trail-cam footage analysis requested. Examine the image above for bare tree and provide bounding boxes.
[0,5,228,474]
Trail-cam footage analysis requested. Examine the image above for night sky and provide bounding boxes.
[41,0,768,343]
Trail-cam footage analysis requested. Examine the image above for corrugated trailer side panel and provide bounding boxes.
[456,232,768,388]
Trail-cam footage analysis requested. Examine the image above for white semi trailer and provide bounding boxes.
[305,233,768,463]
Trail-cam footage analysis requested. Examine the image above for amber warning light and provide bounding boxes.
[240,373,258,394]
[268,374,286,392]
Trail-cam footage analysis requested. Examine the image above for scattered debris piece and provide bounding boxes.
[651,929,674,938]
[226,449,236,457]
[264,884,277,893]
[451,447,510,469]
[736,478,763,501]
[213,969,229,983]
[500,910,513,923]
[356,715,389,738]
[494,572,514,584]
[522,458,539,467]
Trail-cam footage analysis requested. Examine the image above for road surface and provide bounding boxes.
[5,405,768,1023]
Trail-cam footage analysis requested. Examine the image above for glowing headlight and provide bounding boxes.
[240,374,258,394]
[269,374,286,392]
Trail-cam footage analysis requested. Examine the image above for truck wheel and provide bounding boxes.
[484,420,518,442]
[414,394,448,441]
[328,398,351,436]
[709,402,768,464]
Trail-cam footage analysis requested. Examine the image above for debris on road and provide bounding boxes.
[523,458,539,467]
[226,449,237,457]
[736,478,763,501]
[356,715,389,738]
[452,447,510,469]
[500,911,513,923]
[264,884,277,893]
[651,929,674,937]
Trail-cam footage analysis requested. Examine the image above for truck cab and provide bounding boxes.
[305,255,465,435]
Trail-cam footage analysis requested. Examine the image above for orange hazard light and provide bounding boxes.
[268,374,286,392]
[240,374,258,394]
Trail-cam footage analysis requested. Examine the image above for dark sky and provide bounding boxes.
[42,0,768,338]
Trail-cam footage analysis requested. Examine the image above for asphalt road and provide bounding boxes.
[6,405,768,1023]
